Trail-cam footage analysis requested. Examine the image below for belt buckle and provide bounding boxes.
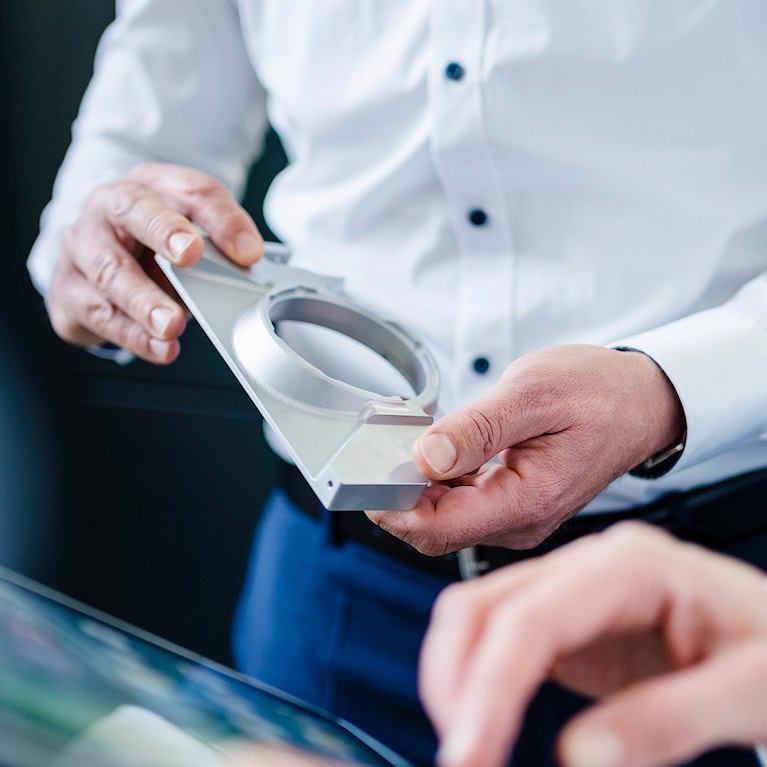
[457,546,491,580]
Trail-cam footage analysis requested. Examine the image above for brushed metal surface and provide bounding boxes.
[157,240,439,510]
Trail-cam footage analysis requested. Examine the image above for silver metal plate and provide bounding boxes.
[157,240,439,510]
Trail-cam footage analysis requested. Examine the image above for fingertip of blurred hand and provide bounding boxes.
[436,729,474,767]
[560,726,624,767]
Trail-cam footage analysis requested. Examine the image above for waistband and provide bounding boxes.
[277,461,767,580]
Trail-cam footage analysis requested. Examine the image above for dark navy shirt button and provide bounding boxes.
[444,61,465,81]
[468,208,488,226]
[472,356,490,374]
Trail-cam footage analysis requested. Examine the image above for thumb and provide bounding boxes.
[557,649,767,767]
[413,393,522,479]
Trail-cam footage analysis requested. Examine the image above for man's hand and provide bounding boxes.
[367,345,685,553]
[47,162,263,364]
[419,522,767,767]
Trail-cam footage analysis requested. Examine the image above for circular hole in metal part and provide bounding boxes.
[270,296,422,399]
[327,480,333,488]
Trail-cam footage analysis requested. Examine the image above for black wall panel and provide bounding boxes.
[1,2,287,666]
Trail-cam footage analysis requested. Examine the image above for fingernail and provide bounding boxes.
[418,433,457,475]
[235,231,262,260]
[150,306,174,336]
[149,338,173,360]
[565,728,624,767]
[169,231,195,260]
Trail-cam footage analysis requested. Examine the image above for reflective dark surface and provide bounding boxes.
[0,567,412,767]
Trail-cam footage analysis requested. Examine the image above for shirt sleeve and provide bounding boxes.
[611,272,767,475]
[27,0,270,296]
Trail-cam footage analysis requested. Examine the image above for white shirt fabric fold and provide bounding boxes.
[28,0,767,513]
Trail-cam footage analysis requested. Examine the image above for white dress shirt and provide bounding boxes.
[28,0,767,513]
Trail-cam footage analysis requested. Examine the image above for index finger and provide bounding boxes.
[419,555,551,733]
[112,162,263,267]
[420,526,695,767]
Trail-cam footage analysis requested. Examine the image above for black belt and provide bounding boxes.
[278,461,767,580]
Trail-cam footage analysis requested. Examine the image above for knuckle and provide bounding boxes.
[567,521,669,577]
[105,173,189,252]
[105,179,143,225]
[125,290,152,325]
[92,249,125,294]
[124,323,150,354]
[215,207,249,233]
[178,173,235,216]
[462,408,500,461]
[603,520,667,556]
[80,180,112,215]
[432,582,475,620]
[84,297,117,334]
[181,173,224,203]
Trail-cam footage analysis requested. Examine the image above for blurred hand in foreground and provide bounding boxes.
[419,521,767,767]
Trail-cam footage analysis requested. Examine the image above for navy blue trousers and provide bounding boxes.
[232,489,762,767]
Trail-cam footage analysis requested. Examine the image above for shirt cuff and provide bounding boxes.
[610,300,767,475]
[87,343,135,366]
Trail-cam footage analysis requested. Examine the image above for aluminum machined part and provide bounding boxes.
[157,240,439,510]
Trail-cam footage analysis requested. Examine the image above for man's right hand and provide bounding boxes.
[419,522,767,767]
[46,162,264,364]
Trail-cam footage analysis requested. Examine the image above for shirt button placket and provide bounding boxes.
[428,1,515,404]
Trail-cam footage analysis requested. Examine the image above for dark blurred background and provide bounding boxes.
[0,2,287,666]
